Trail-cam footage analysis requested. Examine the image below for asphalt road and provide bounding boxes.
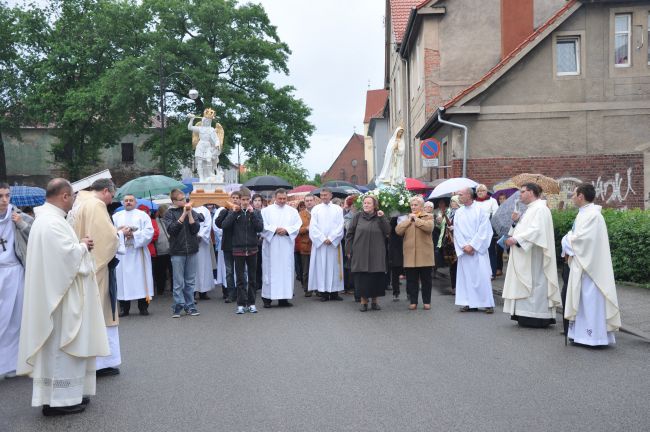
[1,279,649,432]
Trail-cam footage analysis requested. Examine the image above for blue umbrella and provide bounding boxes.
[10,186,46,207]
[113,198,159,213]
[182,177,198,194]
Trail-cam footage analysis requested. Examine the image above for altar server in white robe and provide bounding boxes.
[503,182,561,328]
[453,187,495,313]
[213,206,228,295]
[308,188,345,301]
[0,184,32,378]
[562,184,620,346]
[113,195,154,317]
[194,205,215,298]
[18,179,109,416]
[261,189,302,307]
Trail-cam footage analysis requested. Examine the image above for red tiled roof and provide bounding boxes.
[364,89,389,123]
[444,0,579,110]
[390,0,422,43]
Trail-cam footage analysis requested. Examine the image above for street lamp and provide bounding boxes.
[159,61,198,175]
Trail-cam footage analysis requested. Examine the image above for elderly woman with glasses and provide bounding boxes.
[396,195,435,310]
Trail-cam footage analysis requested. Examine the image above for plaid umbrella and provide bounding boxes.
[510,173,560,194]
[10,186,46,207]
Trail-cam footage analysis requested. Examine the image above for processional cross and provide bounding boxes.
[0,237,7,252]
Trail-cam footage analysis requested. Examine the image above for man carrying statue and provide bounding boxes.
[188,108,225,182]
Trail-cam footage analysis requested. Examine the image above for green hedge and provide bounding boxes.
[551,209,650,286]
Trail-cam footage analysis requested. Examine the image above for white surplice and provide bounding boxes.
[503,199,561,321]
[562,203,620,346]
[453,203,494,308]
[195,206,215,293]
[212,208,227,287]
[308,203,344,293]
[17,203,109,407]
[261,203,301,300]
[0,205,24,375]
[113,209,154,301]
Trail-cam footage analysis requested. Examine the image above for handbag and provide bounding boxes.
[441,215,457,265]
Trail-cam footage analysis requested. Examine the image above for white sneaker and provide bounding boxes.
[248,305,258,313]
[235,306,245,314]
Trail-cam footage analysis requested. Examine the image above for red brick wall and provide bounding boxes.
[424,48,441,118]
[322,134,368,185]
[451,153,644,208]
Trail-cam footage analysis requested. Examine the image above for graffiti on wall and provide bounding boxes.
[592,167,636,204]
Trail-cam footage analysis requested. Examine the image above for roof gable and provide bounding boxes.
[323,134,365,177]
[364,89,389,123]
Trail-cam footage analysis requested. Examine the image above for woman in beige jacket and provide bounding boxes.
[396,196,435,310]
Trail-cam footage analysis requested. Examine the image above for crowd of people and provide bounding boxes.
[0,177,621,417]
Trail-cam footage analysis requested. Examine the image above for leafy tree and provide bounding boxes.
[142,0,314,169]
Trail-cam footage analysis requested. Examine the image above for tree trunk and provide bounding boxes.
[0,129,7,182]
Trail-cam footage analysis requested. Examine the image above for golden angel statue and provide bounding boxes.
[188,108,225,182]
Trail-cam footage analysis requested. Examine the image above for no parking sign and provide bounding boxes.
[420,138,440,167]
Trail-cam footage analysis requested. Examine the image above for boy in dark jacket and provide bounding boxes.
[163,189,202,318]
[216,191,240,303]
[221,189,263,314]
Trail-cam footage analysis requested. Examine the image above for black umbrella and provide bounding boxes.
[242,175,292,191]
[322,180,359,189]
[107,257,120,321]
[313,186,358,199]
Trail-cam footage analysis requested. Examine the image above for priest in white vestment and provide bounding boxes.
[260,189,302,307]
[113,195,155,317]
[194,205,215,298]
[453,188,495,312]
[503,183,561,328]
[67,178,120,375]
[308,189,345,300]
[562,184,620,346]
[0,185,32,377]
[17,179,109,416]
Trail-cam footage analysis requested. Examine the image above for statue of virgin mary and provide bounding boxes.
[376,126,405,187]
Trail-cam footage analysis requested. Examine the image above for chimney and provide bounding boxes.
[500,0,534,60]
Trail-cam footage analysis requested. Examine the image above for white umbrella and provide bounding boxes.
[428,178,478,199]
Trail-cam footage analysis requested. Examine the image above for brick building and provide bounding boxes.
[417,0,650,209]
[321,133,368,185]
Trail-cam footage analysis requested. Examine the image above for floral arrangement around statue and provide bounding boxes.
[355,183,414,217]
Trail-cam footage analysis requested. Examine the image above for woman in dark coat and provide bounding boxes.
[345,195,391,312]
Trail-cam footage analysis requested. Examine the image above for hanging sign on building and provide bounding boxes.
[420,138,441,159]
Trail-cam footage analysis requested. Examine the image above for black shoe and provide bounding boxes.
[81,397,90,406]
[263,302,272,308]
[304,291,312,297]
[139,310,149,316]
[199,293,210,300]
[42,404,85,416]
[320,295,329,302]
[331,294,343,301]
[118,311,129,317]
[278,300,293,307]
[224,298,233,303]
[371,303,381,311]
[359,304,368,312]
[96,367,120,377]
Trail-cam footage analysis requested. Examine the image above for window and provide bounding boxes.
[121,142,134,163]
[615,14,631,67]
[339,168,346,180]
[556,36,580,75]
[350,175,358,184]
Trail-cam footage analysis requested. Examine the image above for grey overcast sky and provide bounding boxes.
[6,0,386,178]
[257,0,385,177]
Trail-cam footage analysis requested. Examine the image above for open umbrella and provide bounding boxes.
[428,178,478,199]
[9,186,46,207]
[355,185,370,193]
[289,184,317,194]
[510,173,560,195]
[491,191,527,237]
[243,175,292,191]
[116,175,185,200]
[492,188,518,202]
[405,177,428,191]
[322,180,359,189]
[313,186,358,199]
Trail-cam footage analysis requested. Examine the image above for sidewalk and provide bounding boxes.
[489,269,650,338]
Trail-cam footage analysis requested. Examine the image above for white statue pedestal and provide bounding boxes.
[190,181,230,207]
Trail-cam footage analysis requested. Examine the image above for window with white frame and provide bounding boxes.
[614,13,631,67]
[556,36,580,75]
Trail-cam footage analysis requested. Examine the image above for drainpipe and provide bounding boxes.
[437,107,468,178]
[403,58,413,177]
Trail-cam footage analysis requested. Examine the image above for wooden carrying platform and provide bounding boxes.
[190,189,231,207]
